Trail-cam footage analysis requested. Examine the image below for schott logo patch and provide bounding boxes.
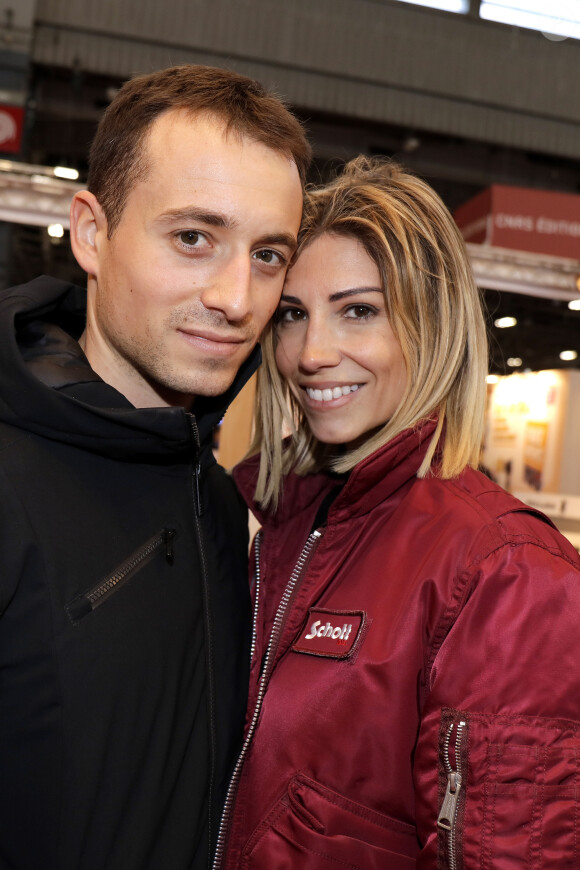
[292,608,365,659]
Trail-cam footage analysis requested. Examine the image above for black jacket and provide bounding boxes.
[0,277,255,870]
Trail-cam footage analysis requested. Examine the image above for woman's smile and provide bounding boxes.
[276,233,406,449]
[303,383,362,403]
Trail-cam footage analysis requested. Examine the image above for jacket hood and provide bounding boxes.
[0,276,260,460]
[234,419,440,527]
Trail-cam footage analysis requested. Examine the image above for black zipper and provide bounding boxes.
[189,414,204,517]
[66,528,176,624]
[187,412,217,870]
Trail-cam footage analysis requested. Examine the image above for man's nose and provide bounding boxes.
[200,253,252,322]
[298,320,341,371]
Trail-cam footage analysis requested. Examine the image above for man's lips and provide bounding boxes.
[177,327,247,355]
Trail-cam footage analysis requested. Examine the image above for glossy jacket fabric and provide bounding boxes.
[0,277,254,870]
[222,419,580,869]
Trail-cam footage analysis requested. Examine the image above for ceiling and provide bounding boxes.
[485,289,580,375]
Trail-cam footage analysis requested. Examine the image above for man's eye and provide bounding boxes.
[178,230,202,246]
[254,249,285,266]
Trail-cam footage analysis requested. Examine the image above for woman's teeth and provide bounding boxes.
[306,384,360,402]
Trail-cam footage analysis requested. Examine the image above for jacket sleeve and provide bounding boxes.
[413,534,580,870]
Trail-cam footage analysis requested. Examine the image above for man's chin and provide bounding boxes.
[157,375,239,407]
[193,377,238,399]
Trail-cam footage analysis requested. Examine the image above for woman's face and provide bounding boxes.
[275,233,407,450]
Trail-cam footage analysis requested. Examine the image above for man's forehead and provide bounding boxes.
[149,106,228,138]
[146,107,291,164]
[114,108,303,240]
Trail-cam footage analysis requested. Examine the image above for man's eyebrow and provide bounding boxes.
[155,207,235,228]
[329,287,383,302]
[257,233,298,252]
[154,209,297,251]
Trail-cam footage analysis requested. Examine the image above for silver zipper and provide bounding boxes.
[212,528,323,870]
[437,719,467,870]
[247,530,263,673]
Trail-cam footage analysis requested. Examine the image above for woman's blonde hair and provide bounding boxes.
[250,156,488,508]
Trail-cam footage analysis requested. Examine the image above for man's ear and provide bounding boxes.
[69,191,108,277]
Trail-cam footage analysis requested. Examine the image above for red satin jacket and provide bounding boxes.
[217,420,580,869]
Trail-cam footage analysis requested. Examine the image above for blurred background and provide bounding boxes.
[2,0,580,539]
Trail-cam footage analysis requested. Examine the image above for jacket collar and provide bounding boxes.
[0,275,260,459]
[235,418,440,527]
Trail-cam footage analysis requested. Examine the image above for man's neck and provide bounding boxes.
[78,329,194,411]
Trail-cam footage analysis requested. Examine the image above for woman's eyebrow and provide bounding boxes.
[280,287,382,306]
[328,287,383,302]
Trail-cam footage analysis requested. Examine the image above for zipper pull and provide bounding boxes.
[194,462,204,517]
[437,770,462,831]
[437,718,467,835]
[188,413,201,450]
[187,413,204,517]
[163,528,176,564]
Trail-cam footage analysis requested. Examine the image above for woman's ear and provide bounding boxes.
[69,191,108,277]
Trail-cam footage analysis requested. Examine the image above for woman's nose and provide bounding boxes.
[298,321,342,371]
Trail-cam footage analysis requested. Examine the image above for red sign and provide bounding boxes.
[0,105,24,154]
[454,185,580,260]
[292,608,365,659]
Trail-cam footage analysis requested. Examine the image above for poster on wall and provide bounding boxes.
[483,370,568,493]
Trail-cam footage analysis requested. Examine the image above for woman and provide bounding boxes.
[216,158,580,869]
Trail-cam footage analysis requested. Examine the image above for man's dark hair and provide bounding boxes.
[88,64,312,236]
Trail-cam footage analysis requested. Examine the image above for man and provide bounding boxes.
[0,65,309,869]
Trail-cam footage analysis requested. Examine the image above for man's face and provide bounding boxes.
[83,110,303,408]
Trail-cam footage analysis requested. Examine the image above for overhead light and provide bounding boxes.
[53,166,79,181]
[479,1,580,41]
[559,350,578,361]
[396,0,469,12]
[494,316,517,328]
[402,135,421,153]
[47,223,64,238]
[507,357,522,367]
[569,299,580,310]
[486,374,500,384]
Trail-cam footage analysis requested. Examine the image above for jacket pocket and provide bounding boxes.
[242,772,419,870]
[437,707,580,870]
[65,529,176,624]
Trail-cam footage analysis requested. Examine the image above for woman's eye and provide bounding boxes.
[345,304,376,319]
[254,249,286,267]
[276,307,305,324]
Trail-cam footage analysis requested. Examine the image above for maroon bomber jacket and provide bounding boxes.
[216,419,580,870]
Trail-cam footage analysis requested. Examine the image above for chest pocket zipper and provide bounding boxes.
[437,719,467,870]
[66,528,176,624]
